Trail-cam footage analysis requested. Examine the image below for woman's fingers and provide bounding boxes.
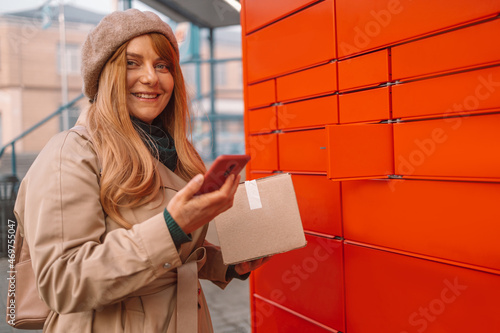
[167,174,204,228]
[177,174,204,201]
[212,173,239,198]
[260,256,273,265]
[202,174,240,210]
[167,173,241,235]
[229,174,241,195]
[234,256,273,275]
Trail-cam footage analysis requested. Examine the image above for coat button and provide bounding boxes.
[163,263,171,269]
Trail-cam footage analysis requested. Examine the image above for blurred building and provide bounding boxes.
[0,4,245,178]
[0,5,103,152]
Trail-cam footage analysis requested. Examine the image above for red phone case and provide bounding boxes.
[196,155,251,195]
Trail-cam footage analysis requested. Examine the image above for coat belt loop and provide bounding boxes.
[176,247,207,333]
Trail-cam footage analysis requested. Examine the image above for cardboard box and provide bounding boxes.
[214,173,307,264]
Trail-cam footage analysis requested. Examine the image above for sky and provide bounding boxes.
[1,0,121,14]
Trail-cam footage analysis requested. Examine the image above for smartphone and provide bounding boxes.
[196,154,251,195]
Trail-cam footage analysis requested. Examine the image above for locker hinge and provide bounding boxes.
[387,80,401,86]
[378,80,400,88]
[379,118,401,124]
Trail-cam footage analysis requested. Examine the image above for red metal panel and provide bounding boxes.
[252,297,338,333]
[248,133,279,171]
[276,62,337,103]
[336,0,500,58]
[253,235,344,331]
[246,0,335,83]
[248,106,277,134]
[344,243,500,333]
[248,172,274,181]
[342,179,500,272]
[277,95,338,131]
[394,113,500,181]
[393,65,500,119]
[392,19,500,80]
[278,129,328,173]
[338,49,389,91]
[339,86,391,124]
[244,3,500,333]
[327,123,394,180]
[244,0,318,34]
[292,174,342,237]
[247,79,276,109]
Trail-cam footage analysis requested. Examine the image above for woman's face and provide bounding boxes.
[126,35,174,124]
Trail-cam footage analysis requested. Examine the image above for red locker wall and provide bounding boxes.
[242,0,500,332]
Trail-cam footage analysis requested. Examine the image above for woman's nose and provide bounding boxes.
[139,65,158,86]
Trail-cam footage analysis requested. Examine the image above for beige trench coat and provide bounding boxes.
[14,128,232,332]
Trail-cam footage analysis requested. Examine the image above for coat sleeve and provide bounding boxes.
[15,131,182,314]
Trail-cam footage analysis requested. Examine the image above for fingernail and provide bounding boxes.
[194,174,203,183]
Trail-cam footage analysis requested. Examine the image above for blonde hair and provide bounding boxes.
[86,33,206,229]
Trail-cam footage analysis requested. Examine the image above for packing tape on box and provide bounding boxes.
[244,180,262,210]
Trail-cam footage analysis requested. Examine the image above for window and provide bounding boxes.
[215,62,227,87]
[57,43,81,75]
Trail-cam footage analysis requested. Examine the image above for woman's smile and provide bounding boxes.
[132,93,160,99]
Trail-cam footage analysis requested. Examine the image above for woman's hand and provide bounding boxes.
[234,256,272,276]
[167,173,240,235]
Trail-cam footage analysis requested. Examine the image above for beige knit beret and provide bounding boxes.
[81,9,179,100]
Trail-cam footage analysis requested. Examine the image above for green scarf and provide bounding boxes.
[131,116,178,172]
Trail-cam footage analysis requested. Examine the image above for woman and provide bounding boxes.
[14,9,268,332]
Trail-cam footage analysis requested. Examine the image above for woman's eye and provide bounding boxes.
[127,60,136,66]
[156,63,169,71]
